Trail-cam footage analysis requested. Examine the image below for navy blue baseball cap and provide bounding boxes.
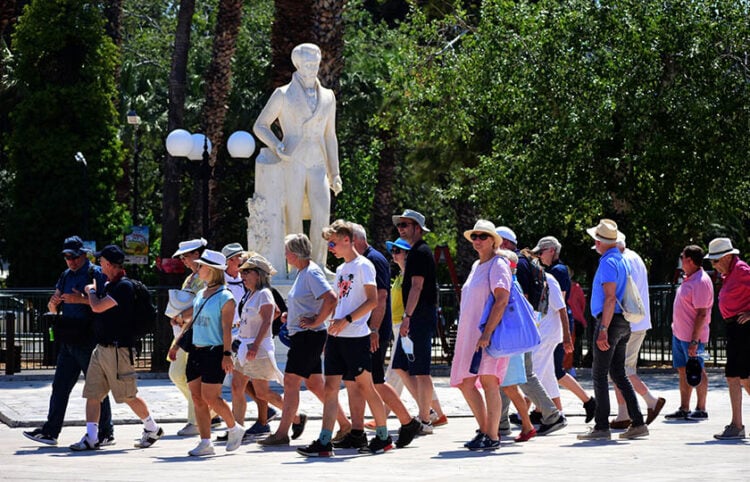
[95,245,125,265]
[61,236,87,257]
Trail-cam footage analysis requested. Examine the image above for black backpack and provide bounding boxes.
[520,249,549,315]
[126,277,157,340]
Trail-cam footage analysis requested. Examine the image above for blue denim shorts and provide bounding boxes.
[672,335,705,369]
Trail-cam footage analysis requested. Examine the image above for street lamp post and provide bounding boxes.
[127,110,141,225]
[74,151,89,238]
[165,129,254,238]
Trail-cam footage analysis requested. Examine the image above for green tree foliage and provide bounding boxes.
[7,0,127,286]
[378,0,750,281]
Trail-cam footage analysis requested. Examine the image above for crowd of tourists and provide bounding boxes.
[21,210,750,456]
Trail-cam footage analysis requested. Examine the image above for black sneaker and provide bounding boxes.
[297,439,334,457]
[358,435,393,454]
[583,397,597,423]
[396,418,421,448]
[215,432,229,442]
[463,430,484,448]
[509,413,523,426]
[664,408,690,420]
[537,415,567,436]
[332,430,368,449]
[529,411,543,425]
[23,428,58,446]
[99,434,116,447]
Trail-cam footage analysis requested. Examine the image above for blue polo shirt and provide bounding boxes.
[590,247,628,318]
[56,259,105,320]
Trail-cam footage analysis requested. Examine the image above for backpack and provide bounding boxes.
[616,264,645,324]
[519,249,549,315]
[126,277,157,340]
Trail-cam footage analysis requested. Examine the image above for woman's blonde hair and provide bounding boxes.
[203,265,226,286]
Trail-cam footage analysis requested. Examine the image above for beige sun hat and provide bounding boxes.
[463,219,503,246]
[586,219,621,244]
[705,237,739,260]
[164,289,195,319]
[240,254,277,276]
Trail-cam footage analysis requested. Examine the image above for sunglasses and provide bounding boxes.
[470,233,490,241]
[63,254,78,260]
[396,222,413,229]
[390,247,404,254]
[240,268,258,275]
[327,241,337,248]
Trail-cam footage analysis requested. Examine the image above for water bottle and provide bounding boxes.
[469,348,483,374]
[400,336,415,361]
[48,326,55,342]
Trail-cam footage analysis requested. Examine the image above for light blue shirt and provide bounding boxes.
[590,247,628,318]
[286,261,332,336]
[192,288,234,346]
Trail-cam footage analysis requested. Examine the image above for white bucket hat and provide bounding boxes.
[495,226,517,245]
[164,289,195,319]
[705,237,739,260]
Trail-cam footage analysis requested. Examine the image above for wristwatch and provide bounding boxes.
[689,340,699,346]
[223,350,232,356]
[345,314,353,323]
[600,325,608,332]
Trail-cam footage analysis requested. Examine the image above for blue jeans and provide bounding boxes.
[42,342,113,439]
[592,314,643,430]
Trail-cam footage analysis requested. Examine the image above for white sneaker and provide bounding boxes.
[134,427,163,448]
[188,440,215,457]
[177,423,200,437]
[226,424,245,452]
[419,420,434,435]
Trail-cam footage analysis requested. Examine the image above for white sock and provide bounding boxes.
[616,404,629,421]
[642,391,658,409]
[199,438,211,446]
[142,415,158,432]
[231,423,244,432]
[86,422,99,442]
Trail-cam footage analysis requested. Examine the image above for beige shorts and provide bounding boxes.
[233,356,281,382]
[624,329,648,376]
[82,345,138,403]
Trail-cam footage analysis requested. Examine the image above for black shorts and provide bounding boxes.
[554,342,566,380]
[285,330,327,379]
[324,335,372,381]
[370,332,391,384]
[392,308,435,376]
[186,346,226,384]
[725,320,750,379]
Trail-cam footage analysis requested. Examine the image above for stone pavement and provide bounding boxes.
[1,367,749,480]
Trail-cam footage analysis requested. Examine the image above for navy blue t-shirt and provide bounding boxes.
[363,245,392,340]
[403,239,437,313]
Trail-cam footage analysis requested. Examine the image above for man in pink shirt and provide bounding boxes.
[706,238,750,440]
[666,245,713,421]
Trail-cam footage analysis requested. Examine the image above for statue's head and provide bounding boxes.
[291,43,322,81]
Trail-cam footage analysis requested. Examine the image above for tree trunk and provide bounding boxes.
[201,0,243,244]
[451,195,476,281]
[270,0,314,89]
[311,0,345,94]
[369,129,397,252]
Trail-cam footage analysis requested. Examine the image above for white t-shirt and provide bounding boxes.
[237,288,276,359]
[225,271,245,325]
[623,248,651,331]
[333,256,376,338]
[537,273,566,344]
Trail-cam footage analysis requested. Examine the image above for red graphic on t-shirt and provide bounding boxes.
[338,273,354,299]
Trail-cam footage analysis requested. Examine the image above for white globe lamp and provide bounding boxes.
[227,131,256,158]
[187,133,212,161]
[165,129,193,157]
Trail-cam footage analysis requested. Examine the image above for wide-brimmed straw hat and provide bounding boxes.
[586,219,621,244]
[240,254,277,276]
[164,289,195,319]
[704,237,739,260]
[463,219,503,246]
[194,249,227,271]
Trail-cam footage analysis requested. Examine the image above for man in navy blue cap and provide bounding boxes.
[23,236,114,447]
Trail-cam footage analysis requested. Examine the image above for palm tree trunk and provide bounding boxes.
[369,130,397,252]
[270,0,314,88]
[201,0,243,243]
[311,0,345,93]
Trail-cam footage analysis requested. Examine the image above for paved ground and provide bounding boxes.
[1,368,748,481]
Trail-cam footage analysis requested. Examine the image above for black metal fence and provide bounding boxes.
[0,283,728,373]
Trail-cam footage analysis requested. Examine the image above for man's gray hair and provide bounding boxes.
[350,223,367,241]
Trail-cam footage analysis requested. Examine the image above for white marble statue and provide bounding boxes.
[249,43,342,277]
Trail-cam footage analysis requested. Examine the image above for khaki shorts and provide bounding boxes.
[624,329,647,376]
[233,355,281,382]
[82,345,138,403]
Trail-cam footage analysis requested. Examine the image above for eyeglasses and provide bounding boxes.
[470,233,490,241]
[63,254,77,260]
[396,222,413,229]
[390,247,404,254]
